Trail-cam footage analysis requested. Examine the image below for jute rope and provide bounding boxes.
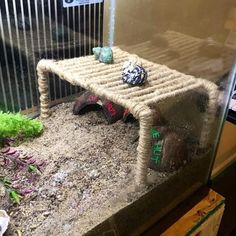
[37,47,218,186]
[37,63,51,119]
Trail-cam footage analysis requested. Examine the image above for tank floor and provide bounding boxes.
[2,102,173,236]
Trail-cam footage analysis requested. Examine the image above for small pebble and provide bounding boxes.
[30,224,39,230]
[42,211,50,217]
[53,172,67,184]
[47,188,57,198]
[88,170,100,179]
[92,47,113,64]
[63,223,72,233]
[0,183,6,197]
[56,195,64,201]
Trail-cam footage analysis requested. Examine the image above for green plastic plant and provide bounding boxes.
[9,190,22,204]
[0,111,43,140]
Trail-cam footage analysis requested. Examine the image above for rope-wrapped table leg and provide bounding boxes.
[135,108,154,186]
[37,60,51,119]
[199,81,219,148]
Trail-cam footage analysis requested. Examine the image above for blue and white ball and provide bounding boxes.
[122,56,147,86]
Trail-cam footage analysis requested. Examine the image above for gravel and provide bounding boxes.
[1,102,173,236]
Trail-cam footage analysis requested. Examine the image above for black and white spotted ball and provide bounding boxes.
[122,57,147,86]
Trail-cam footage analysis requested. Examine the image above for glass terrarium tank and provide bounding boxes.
[0,0,236,235]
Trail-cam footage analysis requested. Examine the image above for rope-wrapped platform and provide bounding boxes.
[37,47,218,186]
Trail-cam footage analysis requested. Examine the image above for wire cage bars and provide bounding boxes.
[0,0,104,112]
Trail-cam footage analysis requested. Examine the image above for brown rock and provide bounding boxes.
[149,127,190,172]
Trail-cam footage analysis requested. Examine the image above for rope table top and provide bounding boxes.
[37,47,218,186]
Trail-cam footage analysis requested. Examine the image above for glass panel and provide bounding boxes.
[101,0,236,220]
[1,0,236,234]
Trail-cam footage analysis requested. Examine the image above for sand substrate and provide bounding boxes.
[1,102,174,236]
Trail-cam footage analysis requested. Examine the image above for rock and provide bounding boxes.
[122,58,147,86]
[30,224,40,230]
[101,100,124,124]
[99,47,113,64]
[92,47,113,64]
[73,91,124,124]
[63,223,72,233]
[0,210,10,236]
[82,190,91,200]
[149,127,190,172]
[53,172,68,184]
[92,47,101,60]
[88,170,100,179]
[73,91,99,115]
[47,187,58,198]
[56,195,64,202]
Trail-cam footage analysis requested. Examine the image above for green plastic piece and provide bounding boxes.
[150,129,163,165]
[153,143,162,155]
[28,165,38,173]
[0,176,12,188]
[9,190,22,204]
[151,155,161,165]
[151,128,160,139]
